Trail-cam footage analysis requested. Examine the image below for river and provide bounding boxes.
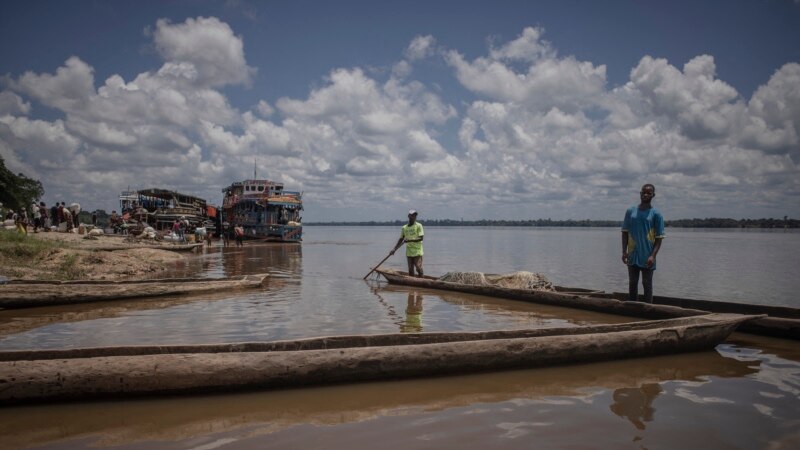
[0,226,798,449]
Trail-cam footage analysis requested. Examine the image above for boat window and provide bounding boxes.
[258,186,264,192]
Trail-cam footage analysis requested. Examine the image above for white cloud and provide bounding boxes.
[489,27,555,62]
[444,30,800,218]
[255,100,275,117]
[743,63,800,153]
[445,28,607,112]
[628,55,741,139]
[0,115,82,172]
[152,17,256,88]
[272,67,457,195]
[0,91,31,115]
[0,20,797,220]
[11,56,96,111]
[405,35,437,61]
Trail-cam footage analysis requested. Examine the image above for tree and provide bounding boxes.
[0,155,44,214]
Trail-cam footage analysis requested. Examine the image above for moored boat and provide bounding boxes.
[221,179,303,242]
[0,274,268,309]
[119,188,218,233]
[0,313,757,404]
[376,269,800,340]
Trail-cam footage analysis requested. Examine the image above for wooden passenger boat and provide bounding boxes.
[84,242,205,252]
[0,274,268,309]
[376,269,800,340]
[221,179,303,242]
[0,313,757,404]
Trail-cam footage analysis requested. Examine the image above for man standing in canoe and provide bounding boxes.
[621,184,665,303]
[390,209,424,277]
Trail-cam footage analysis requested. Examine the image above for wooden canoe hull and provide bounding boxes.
[376,269,707,320]
[599,292,800,340]
[0,274,268,309]
[0,314,756,404]
[376,269,800,340]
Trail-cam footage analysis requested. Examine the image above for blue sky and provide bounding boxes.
[1,0,799,221]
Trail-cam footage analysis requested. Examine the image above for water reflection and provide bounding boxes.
[0,351,757,449]
[0,291,242,339]
[167,242,303,278]
[372,282,635,329]
[609,383,663,430]
[401,291,424,333]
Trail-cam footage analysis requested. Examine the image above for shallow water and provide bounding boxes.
[0,226,799,449]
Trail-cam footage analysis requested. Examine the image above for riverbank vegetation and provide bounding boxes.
[0,230,84,280]
[0,230,183,281]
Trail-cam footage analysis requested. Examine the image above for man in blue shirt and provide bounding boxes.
[622,184,665,303]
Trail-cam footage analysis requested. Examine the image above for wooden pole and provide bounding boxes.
[363,251,395,280]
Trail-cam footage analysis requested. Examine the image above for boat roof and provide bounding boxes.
[119,188,208,204]
[222,179,283,190]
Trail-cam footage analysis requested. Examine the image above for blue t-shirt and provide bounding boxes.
[622,206,665,269]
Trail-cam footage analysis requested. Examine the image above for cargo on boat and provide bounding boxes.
[0,313,757,404]
[376,269,800,340]
[118,188,219,233]
[221,179,303,242]
[0,274,268,309]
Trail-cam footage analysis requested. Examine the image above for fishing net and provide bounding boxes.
[439,271,488,285]
[439,271,555,291]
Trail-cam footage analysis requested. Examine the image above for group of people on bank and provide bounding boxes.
[389,184,665,304]
[2,201,85,235]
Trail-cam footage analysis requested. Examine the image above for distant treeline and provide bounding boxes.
[307,218,799,228]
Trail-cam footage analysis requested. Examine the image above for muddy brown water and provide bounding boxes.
[0,227,799,449]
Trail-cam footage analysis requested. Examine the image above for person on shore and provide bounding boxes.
[39,202,50,231]
[32,202,41,232]
[390,209,424,277]
[72,205,80,229]
[56,202,64,226]
[110,210,119,232]
[172,219,182,241]
[621,184,665,303]
[221,222,230,247]
[234,223,244,247]
[14,210,28,235]
[62,207,73,232]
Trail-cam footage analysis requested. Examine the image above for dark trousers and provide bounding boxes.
[628,265,654,303]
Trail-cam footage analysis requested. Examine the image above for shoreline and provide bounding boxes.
[0,230,187,282]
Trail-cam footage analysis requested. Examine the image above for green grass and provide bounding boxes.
[54,253,87,280]
[0,229,78,279]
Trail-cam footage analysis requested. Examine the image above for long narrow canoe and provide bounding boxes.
[0,274,268,309]
[0,313,757,404]
[376,269,800,340]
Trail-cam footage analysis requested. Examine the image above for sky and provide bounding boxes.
[1,0,799,221]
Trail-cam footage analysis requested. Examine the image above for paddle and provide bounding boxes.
[363,248,398,280]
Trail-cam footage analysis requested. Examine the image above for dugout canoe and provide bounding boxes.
[0,274,268,309]
[376,269,800,340]
[0,351,758,448]
[599,291,800,341]
[0,313,757,404]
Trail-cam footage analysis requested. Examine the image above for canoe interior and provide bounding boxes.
[606,292,800,319]
[0,313,759,363]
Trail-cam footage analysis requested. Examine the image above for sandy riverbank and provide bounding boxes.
[0,230,186,281]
